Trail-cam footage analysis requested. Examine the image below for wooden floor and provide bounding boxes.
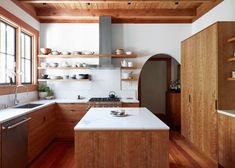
[29,131,217,168]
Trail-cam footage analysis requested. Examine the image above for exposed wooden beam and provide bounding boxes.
[11,0,39,21]
[36,8,196,18]
[18,0,214,4]
[192,0,223,22]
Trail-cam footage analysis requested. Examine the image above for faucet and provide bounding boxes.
[14,85,29,105]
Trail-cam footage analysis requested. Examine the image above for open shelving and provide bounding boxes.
[38,67,90,70]
[38,54,137,58]
[121,66,137,70]
[227,78,235,81]
[38,79,90,82]
[227,37,235,43]
[227,57,235,62]
[121,78,138,81]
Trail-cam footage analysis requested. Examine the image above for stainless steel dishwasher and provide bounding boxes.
[1,115,31,168]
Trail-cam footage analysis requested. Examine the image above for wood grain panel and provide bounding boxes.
[28,105,56,163]
[181,23,219,161]
[166,92,181,128]
[181,36,194,140]
[75,130,169,168]
[56,103,87,139]
[218,114,235,168]
[122,103,140,107]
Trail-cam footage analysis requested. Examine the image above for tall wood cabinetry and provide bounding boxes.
[181,22,235,161]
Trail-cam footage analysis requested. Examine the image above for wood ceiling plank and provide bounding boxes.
[193,0,223,22]
[36,8,196,17]
[11,0,39,20]
[18,0,214,3]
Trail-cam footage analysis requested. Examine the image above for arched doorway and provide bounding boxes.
[138,54,181,130]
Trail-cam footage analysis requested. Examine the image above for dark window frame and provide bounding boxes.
[21,32,32,84]
[0,21,16,85]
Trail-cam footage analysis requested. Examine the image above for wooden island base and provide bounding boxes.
[75,130,169,168]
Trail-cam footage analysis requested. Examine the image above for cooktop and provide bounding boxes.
[89,97,120,102]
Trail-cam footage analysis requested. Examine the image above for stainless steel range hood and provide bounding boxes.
[97,16,118,69]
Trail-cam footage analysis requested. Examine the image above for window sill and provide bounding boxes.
[0,84,37,96]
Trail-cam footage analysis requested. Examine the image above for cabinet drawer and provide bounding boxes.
[122,103,139,107]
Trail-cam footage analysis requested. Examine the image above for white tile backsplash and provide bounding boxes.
[0,91,38,108]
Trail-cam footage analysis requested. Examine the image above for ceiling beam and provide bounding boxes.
[193,0,223,22]
[18,0,214,4]
[36,8,196,18]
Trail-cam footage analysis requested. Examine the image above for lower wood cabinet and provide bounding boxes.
[218,114,235,168]
[122,103,139,107]
[55,103,88,139]
[28,105,55,163]
[166,92,181,129]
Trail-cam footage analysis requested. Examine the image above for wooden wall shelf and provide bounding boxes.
[121,78,138,81]
[38,54,137,58]
[227,57,235,62]
[38,67,90,70]
[227,78,235,81]
[38,79,90,82]
[121,67,137,69]
[228,37,235,43]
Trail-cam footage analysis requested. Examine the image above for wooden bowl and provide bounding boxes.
[40,48,51,55]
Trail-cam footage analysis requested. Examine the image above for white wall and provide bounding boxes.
[0,0,40,30]
[192,0,235,33]
[39,23,190,98]
[112,24,191,63]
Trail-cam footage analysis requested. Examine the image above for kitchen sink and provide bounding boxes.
[14,104,43,109]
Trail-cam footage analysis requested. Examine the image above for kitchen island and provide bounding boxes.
[74,107,169,168]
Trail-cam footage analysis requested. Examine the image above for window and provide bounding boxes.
[0,21,16,84]
[21,32,32,84]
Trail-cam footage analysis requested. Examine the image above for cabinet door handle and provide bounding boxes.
[188,94,191,103]
[215,99,218,110]
[2,117,31,130]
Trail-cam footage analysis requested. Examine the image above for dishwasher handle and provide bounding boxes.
[2,117,31,130]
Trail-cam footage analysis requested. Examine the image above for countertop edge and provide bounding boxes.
[0,98,139,124]
[74,128,170,131]
[217,110,235,118]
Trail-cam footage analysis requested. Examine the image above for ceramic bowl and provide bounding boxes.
[40,48,51,55]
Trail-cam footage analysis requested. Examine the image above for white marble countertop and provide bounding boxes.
[0,98,139,124]
[0,100,55,124]
[74,107,169,130]
[217,110,235,118]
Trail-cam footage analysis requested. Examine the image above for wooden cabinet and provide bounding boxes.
[218,114,235,168]
[122,103,139,107]
[166,92,181,129]
[56,103,88,139]
[181,22,235,161]
[28,105,55,163]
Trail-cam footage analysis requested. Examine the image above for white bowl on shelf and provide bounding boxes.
[125,51,133,55]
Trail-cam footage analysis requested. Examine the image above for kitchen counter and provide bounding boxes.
[75,107,169,130]
[217,110,235,118]
[0,98,139,124]
[0,100,55,124]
